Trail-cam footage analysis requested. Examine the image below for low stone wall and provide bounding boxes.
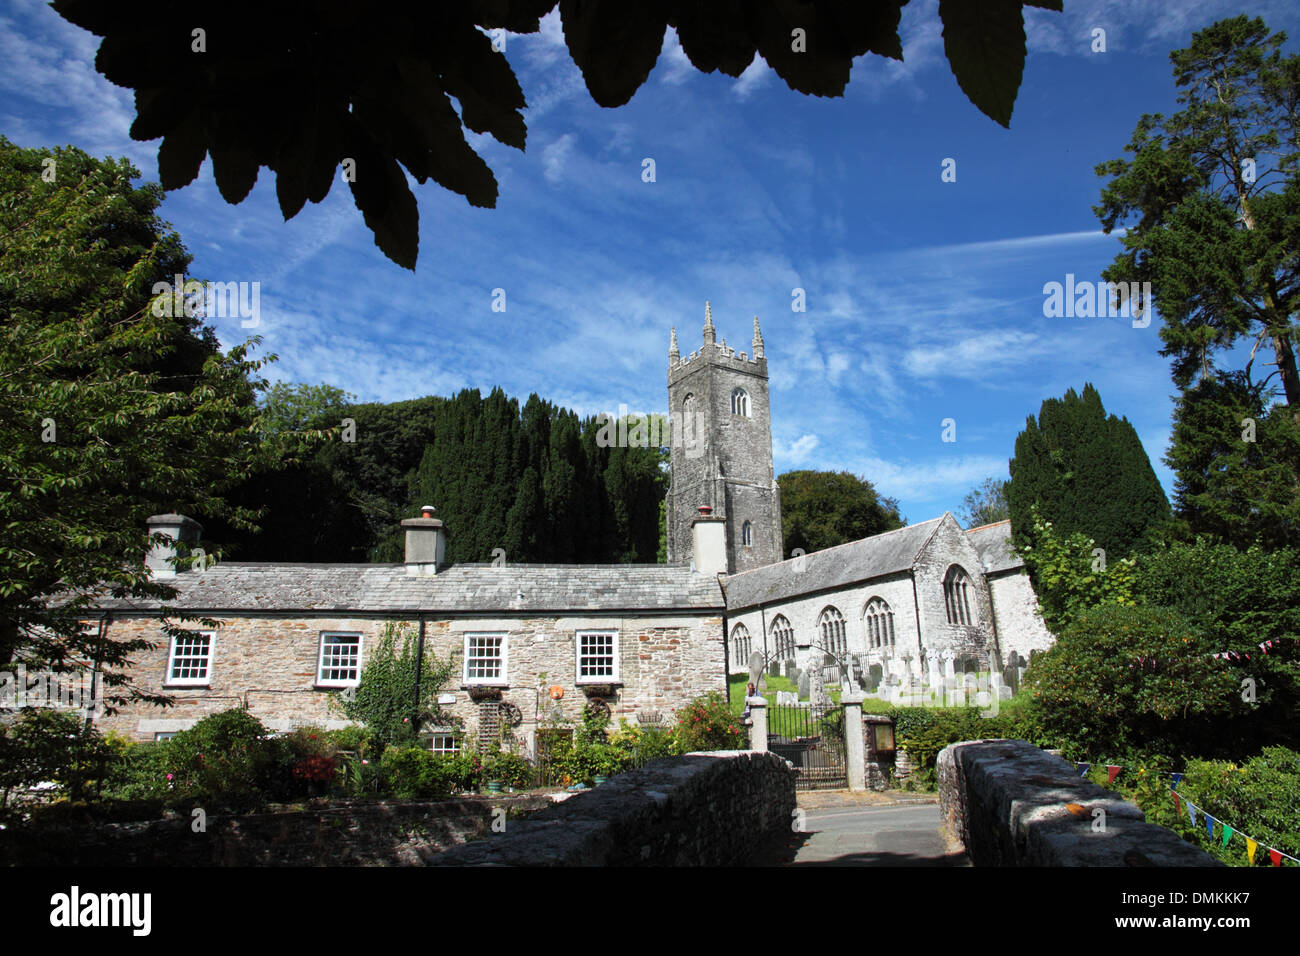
[1,795,549,866]
[432,751,797,866]
[938,740,1221,867]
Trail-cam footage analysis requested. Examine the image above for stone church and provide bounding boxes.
[88,304,1054,751]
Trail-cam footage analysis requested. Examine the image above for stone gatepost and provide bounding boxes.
[747,695,768,753]
[842,692,866,791]
[862,713,895,791]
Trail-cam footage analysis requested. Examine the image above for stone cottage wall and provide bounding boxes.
[96,612,725,749]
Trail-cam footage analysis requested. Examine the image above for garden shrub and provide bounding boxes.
[1025,603,1243,762]
[673,691,745,753]
[165,709,288,809]
[1104,747,1300,866]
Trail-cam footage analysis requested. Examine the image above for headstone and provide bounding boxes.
[810,673,832,713]
[867,664,883,693]
[797,670,810,701]
[747,651,765,690]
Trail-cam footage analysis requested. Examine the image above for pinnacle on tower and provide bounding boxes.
[669,326,679,361]
[703,300,716,345]
[752,315,764,359]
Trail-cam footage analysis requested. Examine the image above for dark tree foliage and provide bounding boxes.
[1165,372,1300,550]
[221,388,666,564]
[0,138,276,707]
[1133,538,1300,754]
[51,0,1061,269]
[778,470,903,555]
[1094,15,1300,408]
[1008,384,1169,559]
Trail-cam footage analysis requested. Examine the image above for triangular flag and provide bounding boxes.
[1205,812,1215,838]
[1076,762,1090,777]
[1269,849,1282,867]
[1188,803,1198,826]
[1171,773,1184,788]
[1172,792,1181,813]
[1106,765,1121,784]
[1221,825,1234,848]
[1247,838,1258,864]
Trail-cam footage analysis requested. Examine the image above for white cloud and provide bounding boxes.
[541,132,577,183]
[732,56,771,100]
[659,28,694,86]
[777,433,820,462]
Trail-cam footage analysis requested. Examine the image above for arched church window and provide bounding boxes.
[742,521,753,547]
[730,623,751,664]
[817,606,846,656]
[682,393,698,443]
[943,566,974,626]
[770,615,794,660]
[864,597,895,650]
[731,387,750,417]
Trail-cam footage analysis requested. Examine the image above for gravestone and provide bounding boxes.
[797,670,810,701]
[747,651,765,691]
[867,664,883,693]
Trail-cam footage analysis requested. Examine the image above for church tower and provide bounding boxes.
[667,302,783,573]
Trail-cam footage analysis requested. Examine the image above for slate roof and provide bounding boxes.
[90,563,724,615]
[720,517,945,611]
[963,520,1023,574]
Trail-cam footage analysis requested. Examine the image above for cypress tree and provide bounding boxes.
[1008,384,1169,558]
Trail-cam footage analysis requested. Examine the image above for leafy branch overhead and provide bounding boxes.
[52,0,1061,270]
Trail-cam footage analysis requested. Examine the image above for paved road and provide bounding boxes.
[759,792,970,866]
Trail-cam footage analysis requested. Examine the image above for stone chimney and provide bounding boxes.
[146,513,203,578]
[691,504,728,576]
[401,505,446,576]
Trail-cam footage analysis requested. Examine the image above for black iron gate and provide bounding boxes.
[767,702,846,790]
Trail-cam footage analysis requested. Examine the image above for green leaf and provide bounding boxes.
[938,0,1027,128]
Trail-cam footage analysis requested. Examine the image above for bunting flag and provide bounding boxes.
[1221,825,1234,849]
[1270,849,1283,867]
[1188,803,1199,827]
[1247,839,1258,865]
[1171,773,1183,789]
[1077,762,1090,777]
[1172,792,1181,813]
[1106,765,1121,784]
[1205,812,1215,838]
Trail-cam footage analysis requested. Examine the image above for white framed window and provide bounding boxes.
[576,630,619,683]
[742,521,753,547]
[428,734,459,755]
[165,631,213,686]
[154,732,178,741]
[731,387,750,417]
[464,633,507,685]
[317,632,362,687]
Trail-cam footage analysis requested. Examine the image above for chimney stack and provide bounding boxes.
[401,505,446,576]
[146,514,204,578]
[691,504,728,575]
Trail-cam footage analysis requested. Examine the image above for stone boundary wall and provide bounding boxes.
[938,740,1221,867]
[432,751,797,866]
[1,795,549,867]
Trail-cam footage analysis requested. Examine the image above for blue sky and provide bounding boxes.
[5,0,1299,525]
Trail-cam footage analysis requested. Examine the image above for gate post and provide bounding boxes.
[842,691,866,791]
[747,695,768,753]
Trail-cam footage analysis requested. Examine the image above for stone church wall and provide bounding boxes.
[987,570,1055,665]
[912,517,1002,670]
[727,572,919,682]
